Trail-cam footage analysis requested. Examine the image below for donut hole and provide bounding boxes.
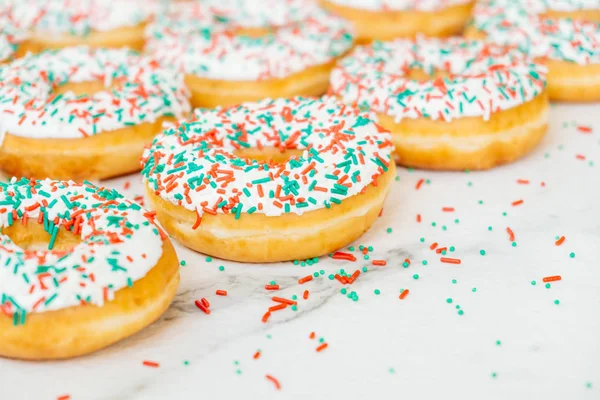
[406,68,452,82]
[235,147,304,164]
[2,220,81,252]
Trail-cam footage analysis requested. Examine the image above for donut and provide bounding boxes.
[145,1,354,108]
[0,178,179,360]
[466,0,600,102]
[320,0,475,43]
[1,0,151,54]
[0,46,190,180]
[141,97,395,263]
[330,37,549,170]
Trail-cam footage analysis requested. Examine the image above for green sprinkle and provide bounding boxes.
[480,250,486,256]
[374,289,381,295]
[554,299,560,305]
[219,266,225,271]
[531,280,536,285]
[446,298,453,304]
[458,310,464,316]
[412,274,419,280]
[180,260,186,266]
[496,340,501,346]
[569,252,575,258]
[545,283,551,289]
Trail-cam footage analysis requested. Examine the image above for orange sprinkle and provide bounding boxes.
[517,179,530,184]
[268,303,287,312]
[272,297,296,305]
[309,332,316,339]
[512,199,524,206]
[142,361,159,368]
[216,290,227,296]
[265,284,280,290]
[399,289,409,300]
[372,260,386,266]
[576,154,586,160]
[316,343,328,352]
[415,178,425,190]
[298,275,313,284]
[555,236,565,246]
[442,207,455,212]
[429,242,438,250]
[57,396,71,400]
[543,275,562,283]
[577,125,592,133]
[303,290,309,300]
[435,247,447,254]
[440,257,461,264]
[506,227,515,242]
[253,351,261,360]
[416,213,422,223]
[262,311,271,323]
[266,375,281,390]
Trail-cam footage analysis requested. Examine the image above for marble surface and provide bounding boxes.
[1,103,599,400]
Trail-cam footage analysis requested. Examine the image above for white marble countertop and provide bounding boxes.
[1,103,599,400]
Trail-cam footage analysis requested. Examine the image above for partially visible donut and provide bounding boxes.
[141,97,395,263]
[145,1,354,108]
[320,0,475,43]
[0,46,190,180]
[330,37,549,170]
[0,178,179,360]
[466,0,600,102]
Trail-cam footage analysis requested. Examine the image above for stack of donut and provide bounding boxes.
[0,0,597,360]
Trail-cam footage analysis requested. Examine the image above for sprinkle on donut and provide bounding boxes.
[141,97,394,218]
[2,0,150,35]
[145,2,354,81]
[0,178,164,325]
[330,37,547,122]
[470,0,600,65]
[0,46,190,141]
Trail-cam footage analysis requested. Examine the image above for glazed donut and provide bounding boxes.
[0,178,179,360]
[330,37,549,170]
[145,0,354,108]
[320,0,475,43]
[466,0,600,102]
[1,0,151,54]
[0,46,190,180]
[141,97,395,263]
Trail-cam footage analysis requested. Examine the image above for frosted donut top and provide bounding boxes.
[324,0,472,11]
[0,46,190,141]
[471,0,600,65]
[330,37,547,122]
[1,0,149,35]
[0,179,164,322]
[141,97,394,218]
[145,2,354,81]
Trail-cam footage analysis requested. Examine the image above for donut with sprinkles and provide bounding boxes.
[1,0,151,54]
[0,46,191,180]
[320,0,475,43]
[0,178,179,360]
[145,1,354,108]
[141,97,395,263]
[330,37,549,170]
[466,0,600,101]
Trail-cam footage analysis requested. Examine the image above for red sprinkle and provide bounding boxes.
[517,179,530,184]
[57,396,71,400]
[399,289,409,300]
[201,297,210,308]
[577,125,592,133]
[303,290,309,300]
[253,351,261,360]
[415,178,425,190]
[316,343,328,352]
[416,213,422,223]
[442,207,455,212]
[543,275,562,282]
[506,227,515,242]
[262,311,271,323]
[555,236,565,246]
[266,375,281,390]
[429,242,438,250]
[576,154,586,160]
[216,290,227,296]
[332,251,357,262]
[194,300,210,314]
[372,260,386,266]
[309,332,316,339]
[272,297,297,305]
[143,361,159,368]
[268,303,287,312]
[512,199,524,206]
[265,284,280,290]
[440,257,461,264]
[298,275,313,284]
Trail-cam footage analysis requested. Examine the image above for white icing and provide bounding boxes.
[1,0,150,36]
[330,37,547,123]
[0,178,164,316]
[0,46,190,141]
[324,0,471,11]
[145,3,354,81]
